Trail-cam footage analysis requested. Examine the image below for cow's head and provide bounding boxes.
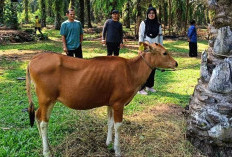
[142,42,178,69]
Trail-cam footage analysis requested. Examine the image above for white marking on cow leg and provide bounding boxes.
[114,122,122,156]
[106,106,114,146]
[40,121,51,157]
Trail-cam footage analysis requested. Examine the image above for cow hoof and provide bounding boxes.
[114,146,121,157]
[43,151,51,157]
[115,152,121,157]
[106,140,112,146]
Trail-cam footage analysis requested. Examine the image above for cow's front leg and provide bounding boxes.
[106,106,114,146]
[114,122,122,156]
[113,106,123,156]
[40,121,51,157]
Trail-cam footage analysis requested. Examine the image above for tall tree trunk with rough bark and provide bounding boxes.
[86,0,92,28]
[40,0,46,27]
[79,0,84,28]
[168,0,172,35]
[47,0,53,17]
[10,1,18,29]
[175,0,183,35]
[0,0,5,24]
[186,0,232,156]
[135,0,142,38]
[54,0,63,30]
[123,0,131,28]
[63,0,69,15]
[184,0,189,35]
[24,0,29,23]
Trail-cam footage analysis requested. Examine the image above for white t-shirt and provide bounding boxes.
[139,21,163,45]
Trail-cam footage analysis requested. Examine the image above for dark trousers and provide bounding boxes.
[35,27,43,34]
[141,69,156,90]
[67,45,83,58]
[106,42,120,56]
[189,42,197,57]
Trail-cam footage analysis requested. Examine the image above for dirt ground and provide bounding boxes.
[52,104,203,157]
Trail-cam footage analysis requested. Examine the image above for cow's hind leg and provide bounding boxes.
[106,106,114,146]
[113,105,123,156]
[36,100,54,157]
[35,111,42,137]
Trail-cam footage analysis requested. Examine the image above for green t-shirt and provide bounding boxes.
[60,20,83,50]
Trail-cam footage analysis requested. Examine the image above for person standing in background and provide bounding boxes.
[102,10,123,56]
[137,7,163,95]
[188,20,198,57]
[60,9,83,58]
[34,16,43,35]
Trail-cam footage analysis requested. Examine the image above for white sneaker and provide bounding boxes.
[146,87,156,93]
[137,89,148,95]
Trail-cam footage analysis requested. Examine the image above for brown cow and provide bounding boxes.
[26,42,178,157]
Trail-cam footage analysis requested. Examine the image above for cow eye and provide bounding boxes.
[163,52,168,55]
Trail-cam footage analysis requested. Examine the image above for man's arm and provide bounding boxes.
[60,23,68,54]
[102,20,108,44]
[120,23,123,48]
[62,35,68,54]
[80,34,83,43]
[79,22,84,43]
[139,21,145,43]
[188,27,194,41]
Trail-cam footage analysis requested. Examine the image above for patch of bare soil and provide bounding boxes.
[53,104,204,157]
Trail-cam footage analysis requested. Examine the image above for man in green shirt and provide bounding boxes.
[60,9,83,58]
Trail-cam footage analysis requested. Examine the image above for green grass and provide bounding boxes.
[0,40,62,52]
[0,29,207,156]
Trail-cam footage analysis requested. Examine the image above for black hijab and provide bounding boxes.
[144,7,160,38]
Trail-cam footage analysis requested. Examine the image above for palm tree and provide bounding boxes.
[24,0,29,23]
[39,0,46,27]
[187,0,232,156]
[0,0,5,25]
[86,0,92,28]
[79,0,84,28]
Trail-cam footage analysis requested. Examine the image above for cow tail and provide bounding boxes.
[26,63,35,127]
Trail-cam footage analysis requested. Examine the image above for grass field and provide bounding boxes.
[0,29,208,156]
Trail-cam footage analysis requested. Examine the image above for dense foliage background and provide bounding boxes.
[0,0,210,36]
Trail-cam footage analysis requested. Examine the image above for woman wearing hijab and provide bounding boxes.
[137,7,163,95]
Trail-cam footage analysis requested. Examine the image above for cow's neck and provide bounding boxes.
[129,52,155,88]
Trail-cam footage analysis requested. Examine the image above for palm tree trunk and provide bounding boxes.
[124,0,131,28]
[86,0,92,28]
[54,0,62,30]
[135,0,142,38]
[0,0,5,24]
[79,0,84,28]
[24,0,29,23]
[187,0,232,156]
[184,0,189,34]
[40,0,46,27]
[168,0,172,35]
[10,1,18,29]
